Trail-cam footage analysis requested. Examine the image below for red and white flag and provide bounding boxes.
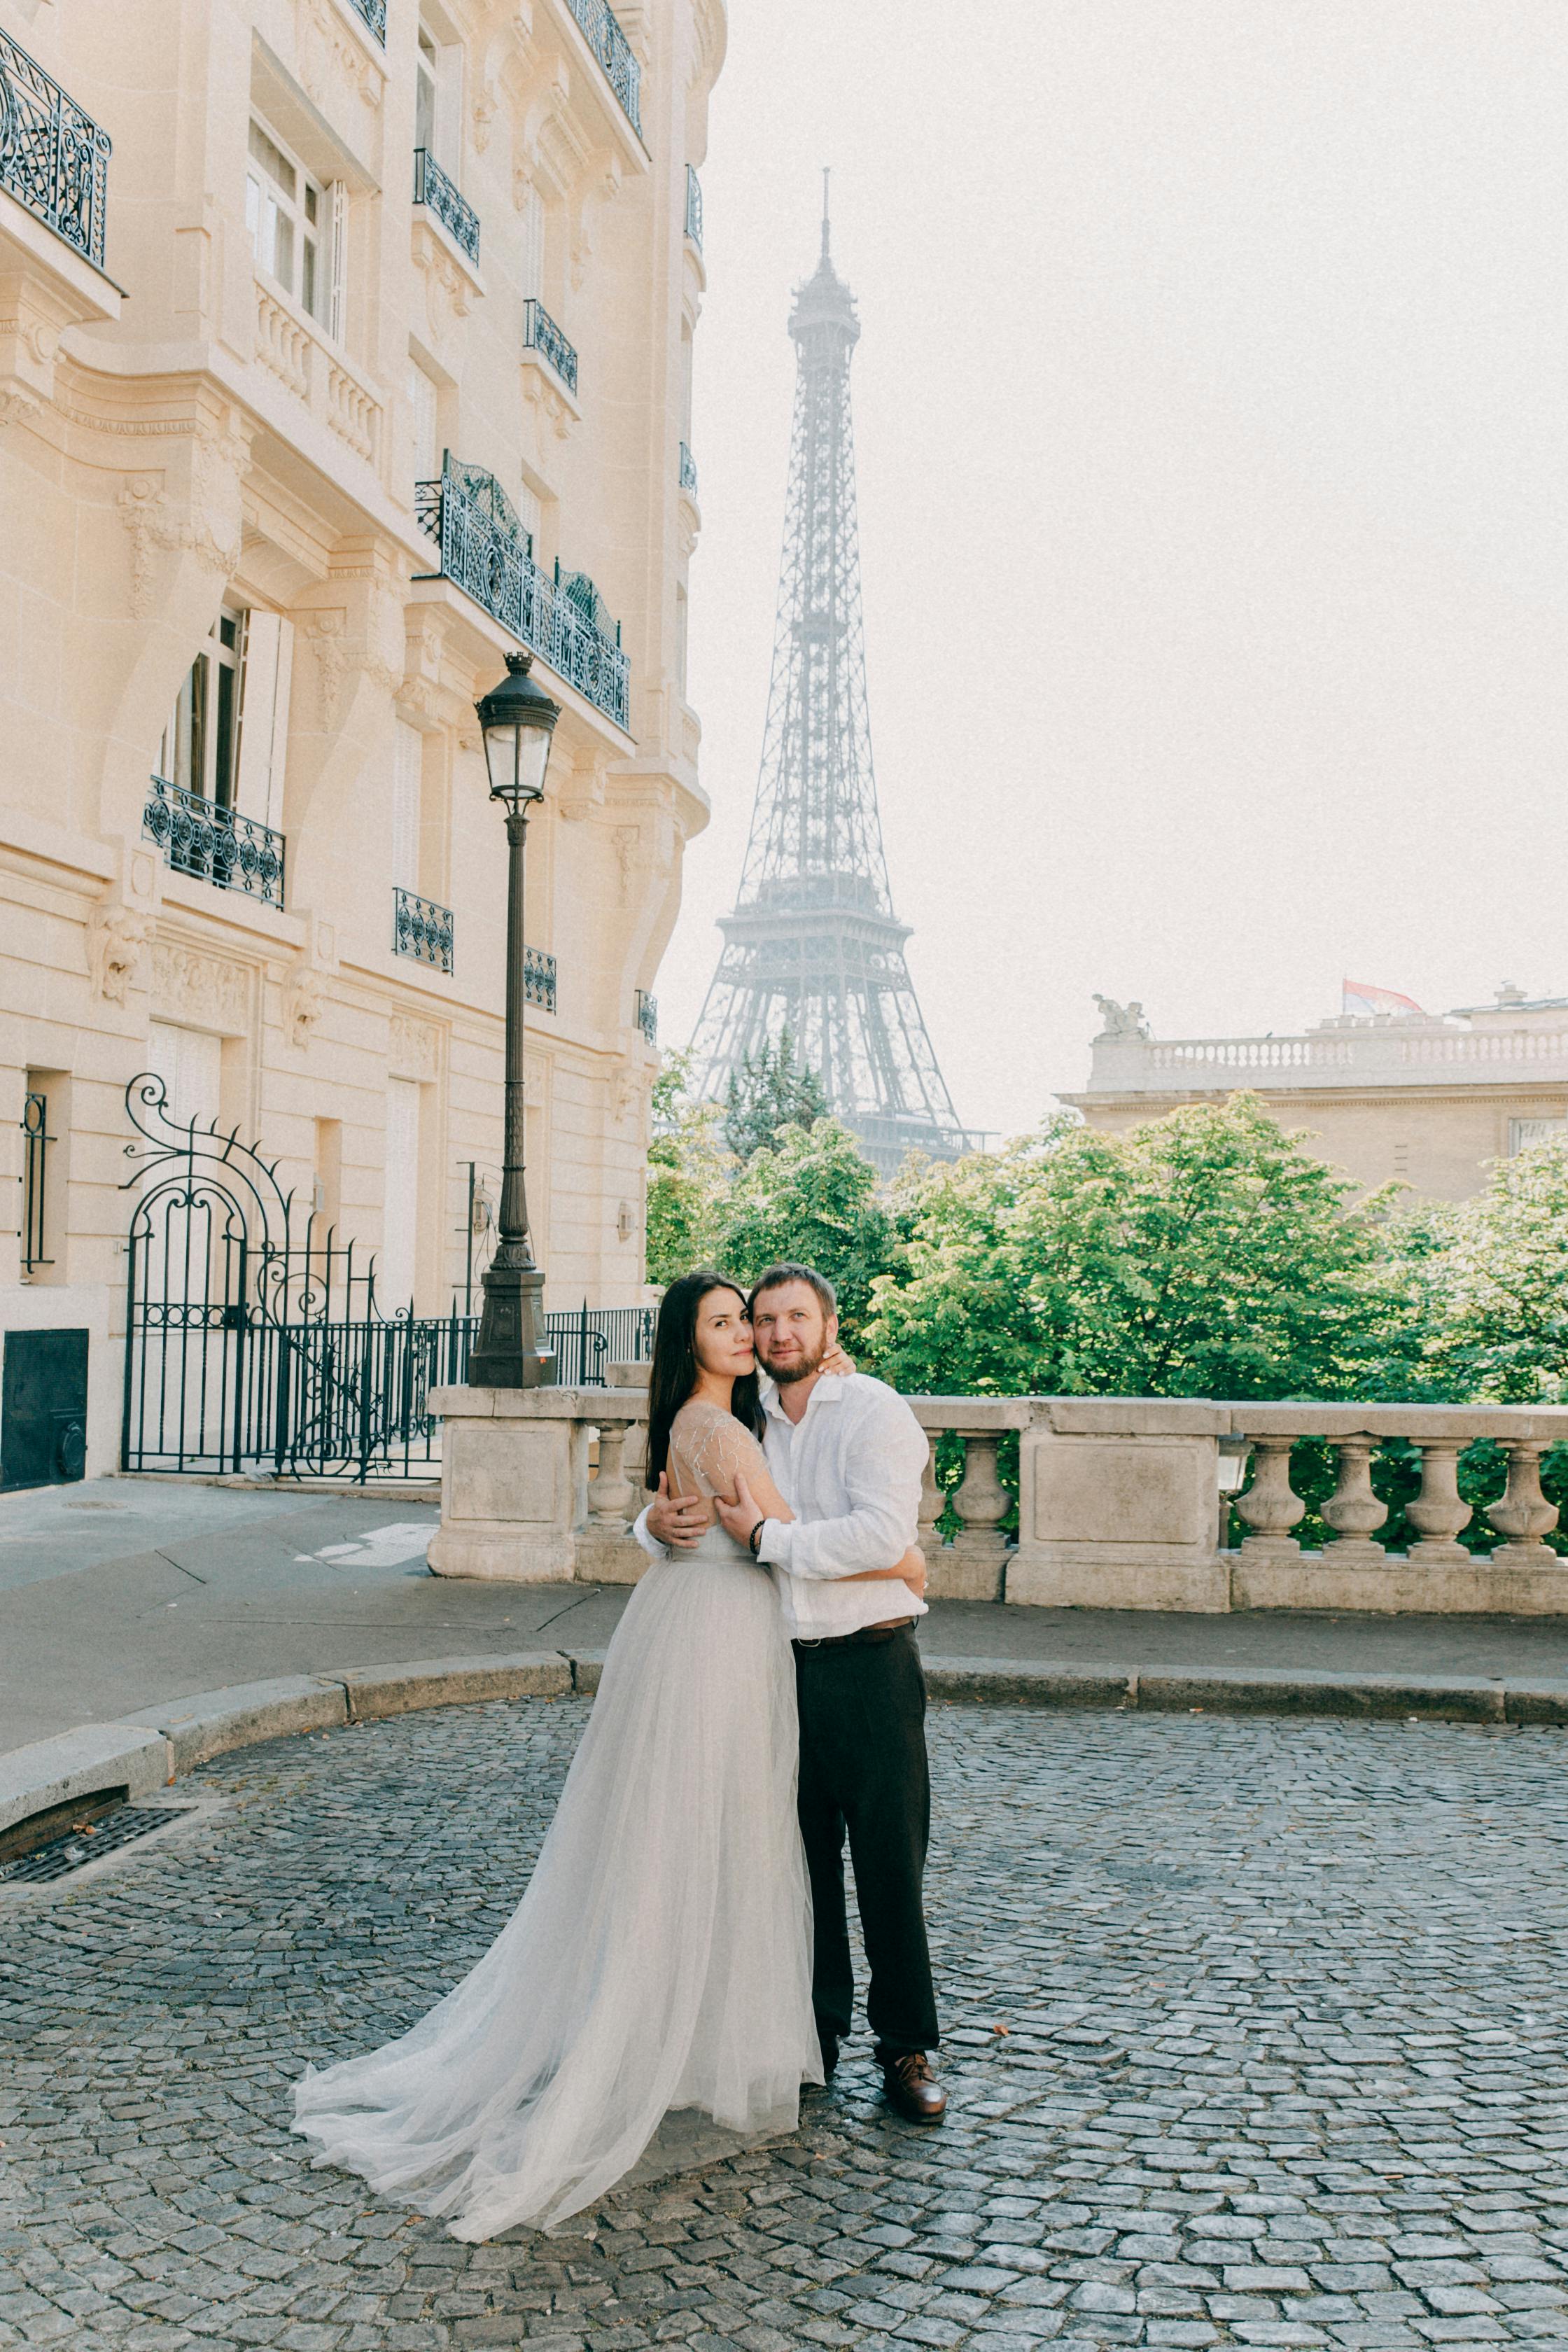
[1343,978,1424,1018]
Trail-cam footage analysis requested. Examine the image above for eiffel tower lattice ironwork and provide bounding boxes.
[688,183,972,1177]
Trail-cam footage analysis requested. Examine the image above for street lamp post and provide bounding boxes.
[468,650,560,1388]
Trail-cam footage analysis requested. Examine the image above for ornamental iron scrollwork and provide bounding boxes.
[561,0,641,136]
[143,776,286,909]
[413,454,631,732]
[0,27,112,270]
[413,146,479,267]
[393,886,454,974]
[522,296,579,396]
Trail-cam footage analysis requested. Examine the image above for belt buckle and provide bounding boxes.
[795,1635,825,1649]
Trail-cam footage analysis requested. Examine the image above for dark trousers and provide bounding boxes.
[793,1623,939,2057]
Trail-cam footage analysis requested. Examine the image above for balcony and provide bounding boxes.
[678,440,698,498]
[345,0,386,40]
[393,886,454,974]
[414,456,631,733]
[636,988,657,1046]
[561,0,641,139]
[522,297,578,398]
[0,28,112,270]
[143,776,286,908]
[526,946,558,1014]
[685,164,703,252]
[413,148,479,269]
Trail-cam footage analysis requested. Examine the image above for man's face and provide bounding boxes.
[750,1281,837,1385]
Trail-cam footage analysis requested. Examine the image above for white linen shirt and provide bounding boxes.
[632,1371,930,1641]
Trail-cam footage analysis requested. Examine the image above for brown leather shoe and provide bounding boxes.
[879,2050,946,2124]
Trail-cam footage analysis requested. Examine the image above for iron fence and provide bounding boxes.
[393,886,454,973]
[413,148,479,266]
[120,1080,653,1484]
[679,440,699,498]
[562,0,641,136]
[414,456,631,732]
[19,1091,52,1274]
[346,0,386,41]
[522,297,578,396]
[685,164,703,252]
[144,774,286,907]
[0,27,111,270]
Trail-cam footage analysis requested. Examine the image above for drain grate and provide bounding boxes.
[0,1805,195,1887]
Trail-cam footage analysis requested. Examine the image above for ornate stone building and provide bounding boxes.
[0,0,720,1475]
[1065,988,1568,1203]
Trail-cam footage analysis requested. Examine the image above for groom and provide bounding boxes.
[636,1263,944,2124]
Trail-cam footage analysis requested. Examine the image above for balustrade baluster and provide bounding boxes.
[1486,1442,1562,1567]
[1320,1436,1389,1567]
[947,1430,1009,1601]
[917,1434,944,1564]
[1234,1434,1306,1562]
[1406,1441,1472,1563]
[588,1420,634,1529]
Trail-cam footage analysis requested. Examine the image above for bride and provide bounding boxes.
[291,1267,925,2240]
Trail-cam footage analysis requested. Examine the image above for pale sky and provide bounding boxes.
[670,0,1568,1144]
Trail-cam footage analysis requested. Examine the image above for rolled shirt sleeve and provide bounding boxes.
[757,1393,927,1581]
[631,1504,667,1560]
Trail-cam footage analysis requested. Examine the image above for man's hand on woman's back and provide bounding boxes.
[646,1472,707,1550]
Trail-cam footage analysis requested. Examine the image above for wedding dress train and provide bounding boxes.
[291,1525,819,2239]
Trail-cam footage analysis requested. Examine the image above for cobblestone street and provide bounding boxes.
[4,1698,1568,2352]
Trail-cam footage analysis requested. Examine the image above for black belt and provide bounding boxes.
[793,1617,916,1653]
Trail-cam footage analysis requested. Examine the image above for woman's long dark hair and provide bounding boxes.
[644,1269,764,1490]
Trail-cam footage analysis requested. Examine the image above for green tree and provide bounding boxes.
[1401,1138,1568,1403]
[863,1096,1403,1399]
[723,1028,829,1161]
[708,1117,896,1345]
[644,1051,734,1285]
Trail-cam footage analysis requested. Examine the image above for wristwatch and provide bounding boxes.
[748,1518,769,1560]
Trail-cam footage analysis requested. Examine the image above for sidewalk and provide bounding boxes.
[6,1474,1568,1758]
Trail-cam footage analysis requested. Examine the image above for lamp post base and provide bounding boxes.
[468,1256,557,1389]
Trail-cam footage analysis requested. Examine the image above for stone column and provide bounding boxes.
[943,1431,1010,1601]
[1234,1436,1305,1565]
[1488,1443,1562,1568]
[1406,1441,1472,1565]
[1321,1436,1388,1569]
[427,1386,586,1581]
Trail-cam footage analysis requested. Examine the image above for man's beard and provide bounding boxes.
[760,1341,825,1387]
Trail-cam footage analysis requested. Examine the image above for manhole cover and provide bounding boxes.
[0,1805,195,1887]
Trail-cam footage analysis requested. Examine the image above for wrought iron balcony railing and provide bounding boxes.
[346,0,386,40]
[685,164,703,252]
[143,776,286,907]
[526,946,557,1012]
[413,148,479,267]
[522,296,578,397]
[562,0,642,139]
[0,28,112,270]
[393,886,454,974]
[678,440,698,498]
[636,988,657,1046]
[414,456,631,732]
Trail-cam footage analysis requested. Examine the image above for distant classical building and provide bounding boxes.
[1,0,722,1481]
[1063,988,1568,1202]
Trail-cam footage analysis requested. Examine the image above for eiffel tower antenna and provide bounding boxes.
[688,192,972,1177]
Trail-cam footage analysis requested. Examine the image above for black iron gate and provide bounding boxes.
[119,1077,652,1483]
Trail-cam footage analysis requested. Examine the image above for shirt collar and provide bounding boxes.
[761,1370,847,1423]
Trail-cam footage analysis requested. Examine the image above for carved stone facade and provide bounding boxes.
[0,0,724,1475]
[1065,988,1568,1201]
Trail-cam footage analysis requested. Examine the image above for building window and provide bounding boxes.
[1509,1117,1568,1154]
[160,609,246,808]
[415,26,462,170]
[381,1078,421,1305]
[247,115,333,328]
[19,1080,57,1279]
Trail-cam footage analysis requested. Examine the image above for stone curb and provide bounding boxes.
[6,1651,1567,1846]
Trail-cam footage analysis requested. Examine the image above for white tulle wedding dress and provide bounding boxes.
[291,1404,819,2241]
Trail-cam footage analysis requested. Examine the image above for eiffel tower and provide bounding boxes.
[688,181,972,1179]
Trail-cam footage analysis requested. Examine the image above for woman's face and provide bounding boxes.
[692,1286,755,1382]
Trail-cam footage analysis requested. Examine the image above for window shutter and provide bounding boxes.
[328,181,347,342]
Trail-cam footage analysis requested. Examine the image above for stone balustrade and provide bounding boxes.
[427,1386,1568,1616]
